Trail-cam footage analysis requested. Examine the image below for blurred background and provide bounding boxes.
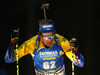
[1,0,100,75]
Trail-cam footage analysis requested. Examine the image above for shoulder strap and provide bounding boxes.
[54,35,64,52]
[54,35,60,47]
[33,35,40,55]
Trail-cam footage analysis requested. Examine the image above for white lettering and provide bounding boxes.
[43,25,53,28]
[40,51,58,55]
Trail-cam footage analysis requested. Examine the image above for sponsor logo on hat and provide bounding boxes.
[43,25,53,28]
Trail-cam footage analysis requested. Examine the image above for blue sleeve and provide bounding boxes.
[5,45,15,63]
[73,51,84,67]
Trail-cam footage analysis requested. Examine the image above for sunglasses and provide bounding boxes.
[41,34,55,40]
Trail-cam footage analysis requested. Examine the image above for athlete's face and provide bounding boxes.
[41,32,55,47]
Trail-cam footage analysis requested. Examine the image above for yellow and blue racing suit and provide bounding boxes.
[5,34,84,75]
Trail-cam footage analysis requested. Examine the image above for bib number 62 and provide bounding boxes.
[43,61,56,69]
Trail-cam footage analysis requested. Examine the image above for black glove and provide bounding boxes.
[11,28,19,44]
[70,38,78,52]
[70,38,80,59]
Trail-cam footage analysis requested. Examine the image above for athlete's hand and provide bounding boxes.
[70,38,80,59]
[70,38,78,52]
[11,28,19,43]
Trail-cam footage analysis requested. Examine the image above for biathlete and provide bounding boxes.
[5,19,84,75]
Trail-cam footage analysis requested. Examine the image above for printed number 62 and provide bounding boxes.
[43,61,56,69]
